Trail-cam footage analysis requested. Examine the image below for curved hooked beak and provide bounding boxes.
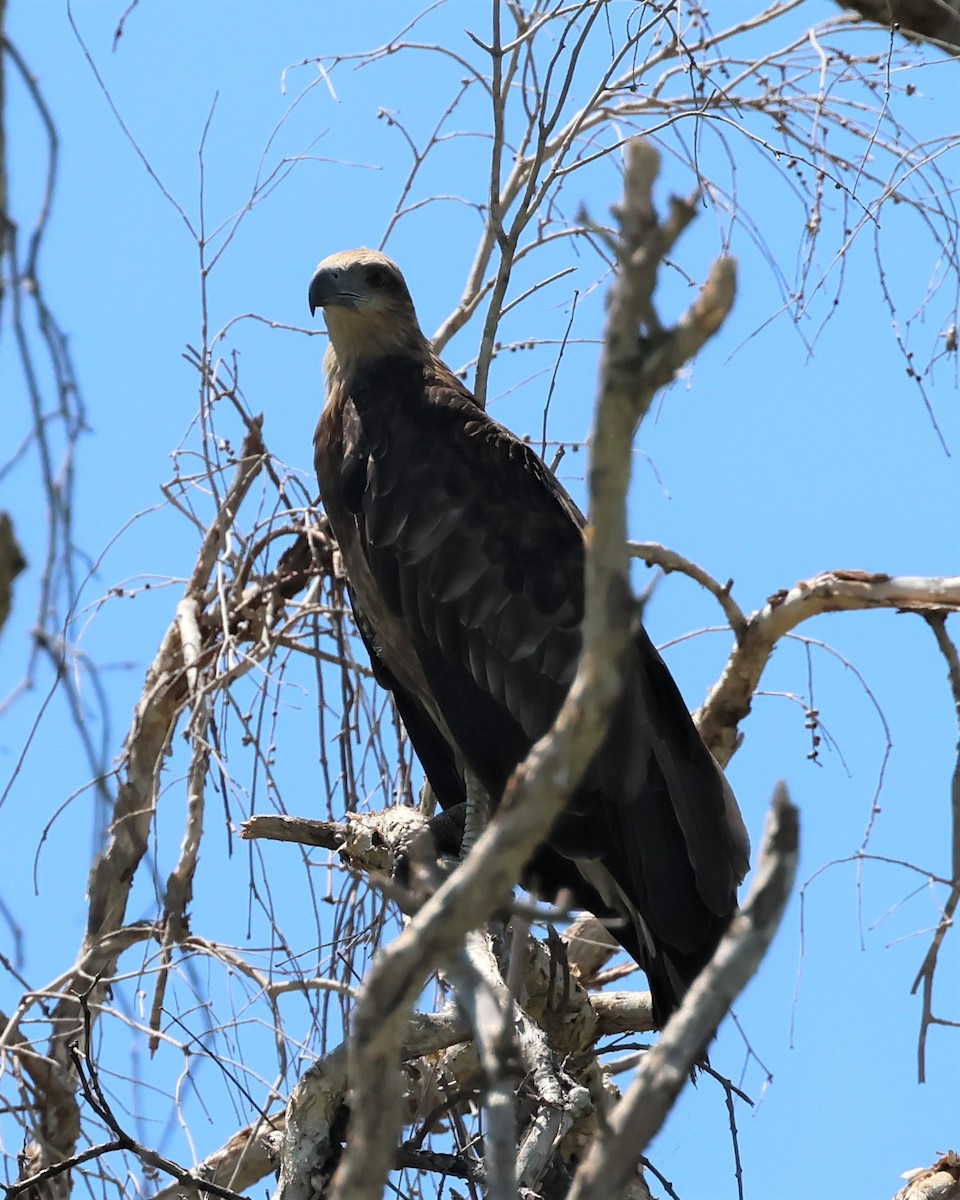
[308,267,362,316]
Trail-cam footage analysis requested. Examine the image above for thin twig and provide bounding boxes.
[910,613,960,1082]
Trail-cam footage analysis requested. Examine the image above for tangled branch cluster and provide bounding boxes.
[3,4,960,1199]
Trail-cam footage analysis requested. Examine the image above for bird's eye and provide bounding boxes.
[367,266,387,288]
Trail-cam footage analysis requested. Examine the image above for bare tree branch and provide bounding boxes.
[910,613,960,1081]
[699,572,960,765]
[12,427,266,1197]
[242,813,348,849]
[444,933,523,1197]
[568,782,799,1200]
[149,1116,286,1200]
[273,1006,471,1200]
[894,1151,960,1200]
[8,7,960,1197]
[630,540,747,638]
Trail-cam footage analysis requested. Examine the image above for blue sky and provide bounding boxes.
[2,4,959,1198]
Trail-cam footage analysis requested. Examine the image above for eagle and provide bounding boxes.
[308,247,749,1024]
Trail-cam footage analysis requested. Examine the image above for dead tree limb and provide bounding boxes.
[10,427,266,1199]
[568,782,798,1200]
[698,571,960,765]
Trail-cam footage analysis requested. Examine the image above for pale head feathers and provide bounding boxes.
[308,248,431,386]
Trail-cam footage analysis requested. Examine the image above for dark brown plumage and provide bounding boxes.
[309,247,749,1024]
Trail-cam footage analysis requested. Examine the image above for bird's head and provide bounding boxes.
[308,248,427,381]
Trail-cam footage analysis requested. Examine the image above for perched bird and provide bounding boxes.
[309,248,749,1024]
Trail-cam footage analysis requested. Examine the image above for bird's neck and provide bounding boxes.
[323,311,432,395]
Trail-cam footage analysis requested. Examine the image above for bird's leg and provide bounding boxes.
[461,769,491,859]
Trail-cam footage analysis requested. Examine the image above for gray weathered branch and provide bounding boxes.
[894,1151,960,1200]
[10,427,266,1199]
[698,571,960,766]
[910,613,960,1082]
[568,783,798,1200]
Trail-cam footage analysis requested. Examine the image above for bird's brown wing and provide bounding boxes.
[321,352,746,1021]
[342,354,583,794]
